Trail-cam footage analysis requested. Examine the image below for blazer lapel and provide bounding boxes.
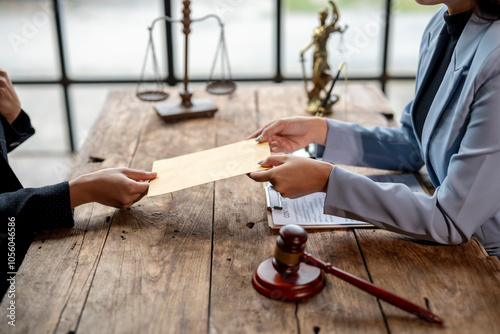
[421,16,492,152]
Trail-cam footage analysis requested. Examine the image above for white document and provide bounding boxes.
[266,173,426,228]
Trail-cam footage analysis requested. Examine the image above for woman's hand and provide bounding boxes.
[248,116,328,154]
[248,155,333,199]
[0,70,22,124]
[69,168,157,209]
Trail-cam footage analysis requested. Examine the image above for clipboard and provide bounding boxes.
[265,172,430,229]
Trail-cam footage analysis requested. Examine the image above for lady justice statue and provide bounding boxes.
[300,1,347,114]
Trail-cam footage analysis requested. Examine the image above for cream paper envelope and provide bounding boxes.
[148,139,270,196]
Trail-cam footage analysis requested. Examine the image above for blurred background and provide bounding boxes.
[0,0,438,186]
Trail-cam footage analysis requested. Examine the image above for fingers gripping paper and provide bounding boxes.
[148,140,270,197]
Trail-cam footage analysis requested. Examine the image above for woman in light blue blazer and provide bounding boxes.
[249,0,500,258]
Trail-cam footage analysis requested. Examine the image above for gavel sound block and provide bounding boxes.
[252,224,443,324]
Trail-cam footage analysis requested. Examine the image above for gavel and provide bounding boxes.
[252,224,443,325]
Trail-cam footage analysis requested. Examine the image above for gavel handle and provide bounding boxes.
[300,252,443,325]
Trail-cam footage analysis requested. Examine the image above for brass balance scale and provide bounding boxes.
[136,1,236,121]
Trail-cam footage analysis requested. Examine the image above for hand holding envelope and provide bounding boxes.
[148,139,270,197]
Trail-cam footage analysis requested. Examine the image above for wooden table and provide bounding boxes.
[2,83,500,334]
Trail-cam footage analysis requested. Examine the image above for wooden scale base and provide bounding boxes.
[155,98,218,121]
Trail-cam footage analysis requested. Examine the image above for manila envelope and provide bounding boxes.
[147,139,270,197]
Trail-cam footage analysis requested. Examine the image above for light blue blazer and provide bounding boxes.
[322,6,500,257]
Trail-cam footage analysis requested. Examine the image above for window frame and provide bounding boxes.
[12,0,411,153]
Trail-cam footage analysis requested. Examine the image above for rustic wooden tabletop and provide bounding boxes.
[1,83,499,334]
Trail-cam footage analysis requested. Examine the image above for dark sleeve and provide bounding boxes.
[1,182,74,299]
[0,110,35,153]
[0,182,74,232]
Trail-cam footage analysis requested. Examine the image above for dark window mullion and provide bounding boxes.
[53,0,75,152]
[275,0,283,82]
[164,0,177,86]
[381,0,392,93]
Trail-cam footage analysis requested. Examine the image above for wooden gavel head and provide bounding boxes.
[272,224,308,276]
[252,225,326,301]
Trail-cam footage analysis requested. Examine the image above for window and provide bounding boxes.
[1,0,437,153]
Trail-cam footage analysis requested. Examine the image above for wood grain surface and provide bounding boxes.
[1,83,498,334]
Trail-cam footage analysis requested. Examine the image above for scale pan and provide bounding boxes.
[206,80,237,95]
[136,90,169,102]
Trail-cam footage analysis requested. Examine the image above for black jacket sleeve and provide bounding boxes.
[0,110,35,153]
[0,182,74,231]
[0,109,74,231]
[1,111,74,299]
[0,182,74,299]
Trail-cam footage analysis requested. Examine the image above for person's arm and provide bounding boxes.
[324,48,500,246]
[1,182,74,232]
[69,168,157,209]
[249,155,333,199]
[249,112,423,172]
[247,112,417,198]
[0,70,21,125]
[1,168,157,232]
[247,110,423,198]
[250,116,328,153]
[321,105,425,172]
[0,70,34,152]
[1,110,35,152]
[0,181,73,299]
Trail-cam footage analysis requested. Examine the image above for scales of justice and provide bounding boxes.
[136,0,236,121]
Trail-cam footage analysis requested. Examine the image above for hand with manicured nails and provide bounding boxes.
[248,155,333,199]
[248,116,328,154]
[69,168,157,209]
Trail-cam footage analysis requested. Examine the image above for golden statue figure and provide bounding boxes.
[300,1,346,114]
